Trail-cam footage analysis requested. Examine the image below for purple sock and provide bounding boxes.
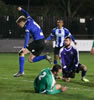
[82,70,87,78]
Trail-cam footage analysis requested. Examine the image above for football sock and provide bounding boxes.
[19,56,25,73]
[81,70,87,78]
[54,60,57,64]
[32,55,46,62]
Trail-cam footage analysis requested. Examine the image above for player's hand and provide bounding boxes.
[19,48,25,53]
[63,66,68,72]
[74,41,77,45]
[17,7,22,11]
[44,40,47,44]
[56,76,63,79]
[61,86,67,92]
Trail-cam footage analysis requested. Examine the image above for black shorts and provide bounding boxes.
[54,47,63,55]
[63,63,82,78]
[26,39,45,56]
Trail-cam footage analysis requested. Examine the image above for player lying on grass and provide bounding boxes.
[34,64,67,94]
[14,7,52,77]
[45,19,76,64]
[90,40,94,54]
[58,36,89,82]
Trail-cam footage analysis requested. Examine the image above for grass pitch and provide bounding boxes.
[0,53,94,100]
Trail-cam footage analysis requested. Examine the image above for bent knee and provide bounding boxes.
[81,64,87,71]
[55,84,62,90]
[19,50,24,56]
[28,58,33,63]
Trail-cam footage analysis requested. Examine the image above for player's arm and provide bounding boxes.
[59,48,67,71]
[65,29,76,45]
[46,80,62,94]
[17,7,30,18]
[61,54,68,72]
[46,80,67,94]
[73,49,79,72]
[24,29,30,48]
[45,29,55,43]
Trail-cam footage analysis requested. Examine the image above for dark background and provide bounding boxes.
[0,0,94,39]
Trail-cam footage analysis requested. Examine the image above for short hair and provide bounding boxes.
[52,64,62,73]
[57,19,64,23]
[16,16,27,24]
[65,36,72,40]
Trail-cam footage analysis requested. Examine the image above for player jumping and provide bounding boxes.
[34,64,67,94]
[14,7,52,77]
[59,36,89,82]
[45,19,76,64]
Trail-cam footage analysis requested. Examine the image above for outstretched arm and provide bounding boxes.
[45,29,55,43]
[24,30,30,48]
[65,28,76,45]
[17,7,30,18]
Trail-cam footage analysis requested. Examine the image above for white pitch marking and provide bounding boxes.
[0,77,34,83]
[0,77,94,92]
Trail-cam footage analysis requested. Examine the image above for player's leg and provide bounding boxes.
[54,55,58,64]
[28,52,52,64]
[28,53,46,63]
[14,48,30,77]
[78,64,89,82]
[54,47,60,64]
[47,84,67,94]
[62,68,71,82]
[28,39,52,64]
[55,84,67,92]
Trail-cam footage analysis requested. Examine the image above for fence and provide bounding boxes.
[0,16,94,52]
[0,16,94,39]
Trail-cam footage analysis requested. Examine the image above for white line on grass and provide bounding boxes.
[0,77,34,83]
[0,77,94,92]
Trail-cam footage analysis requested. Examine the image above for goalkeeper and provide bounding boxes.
[34,64,67,94]
[59,36,89,82]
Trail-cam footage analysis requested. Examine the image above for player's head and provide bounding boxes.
[57,19,64,28]
[51,64,62,76]
[16,16,27,28]
[64,36,72,47]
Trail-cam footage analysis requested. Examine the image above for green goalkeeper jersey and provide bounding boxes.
[34,68,62,94]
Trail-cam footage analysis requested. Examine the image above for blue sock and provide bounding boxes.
[82,70,87,78]
[54,60,57,64]
[19,56,25,73]
[32,55,46,62]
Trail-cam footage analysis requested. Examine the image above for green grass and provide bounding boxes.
[0,53,94,100]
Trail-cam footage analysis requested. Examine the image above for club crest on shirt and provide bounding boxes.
[70,51,73,55]
[64,53,66,55]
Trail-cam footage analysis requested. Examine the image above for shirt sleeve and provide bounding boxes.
[65,28,75,42]
[24,29,30,48]
[21,9,31,19]
[46,29,55,41]
[74,49,79,67]
[60,49,67,68]
[61,53,66,68]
